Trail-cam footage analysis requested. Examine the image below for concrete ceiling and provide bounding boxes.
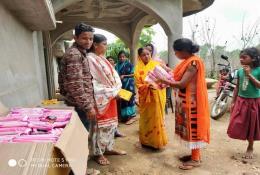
[52,0,214,44]
[1,0,56,30]
[183,0,214,16]
[55,0,214,20]
[55,0,146,24]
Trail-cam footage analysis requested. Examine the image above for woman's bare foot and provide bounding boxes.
[94,155,110,166]
[179,160,201,170]
[242,149,254,159]
[115,130,126,138]
[104,149,127,155]
[243,142,254,159]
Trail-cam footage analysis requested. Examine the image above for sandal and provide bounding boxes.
[179,160,201,170]
[125,117,137,125]
[94,155,110,166]
[179,155,192,162]
[86,168,100,175]
[104,149,127,155]
[115,131,126,138]
[242,151,254,159]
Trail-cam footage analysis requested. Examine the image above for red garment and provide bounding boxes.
[227,97,260,141]
[96,99,118,127]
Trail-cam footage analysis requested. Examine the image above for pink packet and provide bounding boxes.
[30,128,50,135]
[154,65,174,81]
[1,114,29,122]
[148,71,158,81]
[144,71,160,89]
[144,76,160,89]
[27,113,44,120]
[0,121,28,128]
[11,108,44,115]
[12,134,58,143]
[13,134,59,142]
[16,134,58,139]
[28,121,53,130]
[145,71,167,89]
[51,128,64,136]
[0,135,17,143]
[53,121,69,128]
[41,113,71,122]
[0,127,31,135]
[153,66,171,80]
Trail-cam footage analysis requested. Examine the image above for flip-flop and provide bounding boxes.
[105,150,127,155]
[179,160,200,170]
[115,132,126,138]
[242,154,254,159]
[179,155,192,162]
[125,117,137,125]
[86,168,100,175]
[94,156,110,166]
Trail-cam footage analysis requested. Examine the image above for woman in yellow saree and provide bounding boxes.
[134,47,168,149]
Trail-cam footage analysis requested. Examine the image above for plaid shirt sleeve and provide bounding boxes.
[64,52,95,112]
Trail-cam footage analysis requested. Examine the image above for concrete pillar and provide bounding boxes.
[125,0,183,67]
[53,40,66,91]
[32,31,49,99]
[130,43,138,65]
[43,31,56,99]
[130,15,155,65]
[167,31,182,67]
[165,0,183,68]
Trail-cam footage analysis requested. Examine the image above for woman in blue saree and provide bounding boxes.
[115,51,137,125]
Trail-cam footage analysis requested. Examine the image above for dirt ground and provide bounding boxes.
[87,90,260,175]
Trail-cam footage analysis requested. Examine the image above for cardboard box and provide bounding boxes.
[0,101,9,116]
[0,110,89,175]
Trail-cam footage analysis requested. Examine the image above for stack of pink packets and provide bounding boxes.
[0,108,72,143]
[144,65,174,89]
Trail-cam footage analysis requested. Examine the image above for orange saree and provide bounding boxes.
[173,55,210,149]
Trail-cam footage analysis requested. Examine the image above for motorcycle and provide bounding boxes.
[210,55,237,120]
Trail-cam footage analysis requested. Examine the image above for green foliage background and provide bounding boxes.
[106,27,155,63]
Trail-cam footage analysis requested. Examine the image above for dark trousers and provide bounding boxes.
[75,107,90,131]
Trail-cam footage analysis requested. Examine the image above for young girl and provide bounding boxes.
[227,47,260,159]
[159,38,210,170]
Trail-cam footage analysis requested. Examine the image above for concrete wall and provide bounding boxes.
[53,41,65,91]
[0,3,48,108]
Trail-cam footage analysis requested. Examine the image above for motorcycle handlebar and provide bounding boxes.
[221,55,228,60]
[217,63,228,66]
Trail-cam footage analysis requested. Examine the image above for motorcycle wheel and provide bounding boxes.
[210,92,229,120]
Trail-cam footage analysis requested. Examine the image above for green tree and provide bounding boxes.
[106,39,128,63]
[199,44,227,78]
[106,27,155,62]
[138,27,156,47]
[227,49,240,69]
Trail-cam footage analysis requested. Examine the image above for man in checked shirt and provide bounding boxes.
[59,23,100,174]
[59,23,96,128]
